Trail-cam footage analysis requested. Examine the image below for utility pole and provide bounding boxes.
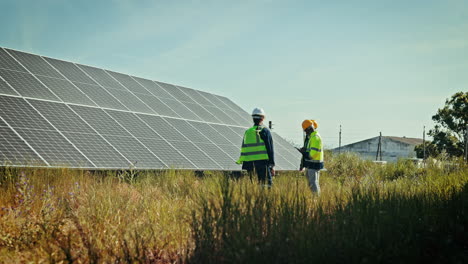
[379,132,383,161]
[376,132,382,161]
[339,125,342,154]
[423,126,426,160]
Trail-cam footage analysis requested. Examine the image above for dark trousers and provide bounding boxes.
[242,160,272,186]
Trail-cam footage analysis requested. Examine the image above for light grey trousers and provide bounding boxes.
[306,168,320,194]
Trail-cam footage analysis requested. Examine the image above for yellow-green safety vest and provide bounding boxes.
[305,131,324,163]
[237,126,269,163]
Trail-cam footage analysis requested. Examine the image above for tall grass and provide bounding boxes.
[0,153,467,263]
[0,168,194,263]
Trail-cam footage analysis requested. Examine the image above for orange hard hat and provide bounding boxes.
[302,119,318,130]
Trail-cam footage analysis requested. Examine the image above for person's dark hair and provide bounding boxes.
[253,116,264,126]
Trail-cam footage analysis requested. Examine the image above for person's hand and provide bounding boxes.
[295,147,306,153]
[270,168,276,176]
[299,167,305,172]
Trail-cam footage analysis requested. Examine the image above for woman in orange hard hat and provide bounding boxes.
[298,119,324,194]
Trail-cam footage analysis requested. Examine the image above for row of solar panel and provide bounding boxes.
[0,48,252,126]
[0,95,300,170]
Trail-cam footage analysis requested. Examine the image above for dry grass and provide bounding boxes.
[0,153,467,263]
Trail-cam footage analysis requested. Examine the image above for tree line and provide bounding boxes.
[415,91,468,159]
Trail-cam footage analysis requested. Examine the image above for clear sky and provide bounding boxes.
[1,0,466,148]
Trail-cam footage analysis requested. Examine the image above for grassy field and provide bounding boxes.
[0,153,467,263]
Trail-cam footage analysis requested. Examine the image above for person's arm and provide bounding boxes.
[299,147,305,171]
[302,137,310,159]
[260,127,275,167]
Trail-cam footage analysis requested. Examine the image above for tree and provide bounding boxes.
[414,141,439,159]
[424,92,468,157]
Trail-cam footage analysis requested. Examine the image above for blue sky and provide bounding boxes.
[1,0,466,147]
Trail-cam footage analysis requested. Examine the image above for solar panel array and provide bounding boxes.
[0,47,301,170]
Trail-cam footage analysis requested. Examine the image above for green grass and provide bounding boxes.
[0,154,467,263]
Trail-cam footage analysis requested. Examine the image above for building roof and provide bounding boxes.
[385,136,423,146]
[333,136,424,150]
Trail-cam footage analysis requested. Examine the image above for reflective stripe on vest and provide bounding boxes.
[306,147,322,152]
[237,126,269,163]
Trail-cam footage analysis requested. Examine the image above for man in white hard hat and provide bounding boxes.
[237,108,275,187]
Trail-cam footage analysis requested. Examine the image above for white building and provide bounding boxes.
[332,136,424,162]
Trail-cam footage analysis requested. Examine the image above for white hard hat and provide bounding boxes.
[251,108,266,118]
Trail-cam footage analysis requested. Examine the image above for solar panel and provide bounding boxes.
[137,138,195,169]
[102,87,156,114]
[0,126,46,166]
[7,49,63,78]
[163,118,209,143]
[188,121,234,145]
[273,153,295,171]
[227,125,246,137]
[184,102,220,123]
[197,91,229,109]
[158,81,198,104]
[44,58,98,85]
[169,140,222,170]
[218,144,242,161]
[223,108,252,127]
[132,77,170,97]
[206,94,252,126]
[14,128,93,167]
[132,93,180,118]
[35,75,97,106]
[0,48,27,72]
[138,115,187,141]
[0,75,19,96]
[28,100,93,133]
[69,106,130,137]
[153,81,178,99]
[102,135,166,169]
[0,96,55,130]
[0,69,60,100]
[203,105,241,126]
[77,64,127,90]
[0,47,300,170]
[193,142,238,170]
[72,82,128,110]
[162,98,202,121]
[106,70,152,95]
[63,132,131,168]
[175,85,215,107]
[106,110,163,139]
[210,124,243,145]
[0,117,8,127]
[272,133,302,158]
[216,96,250,115]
